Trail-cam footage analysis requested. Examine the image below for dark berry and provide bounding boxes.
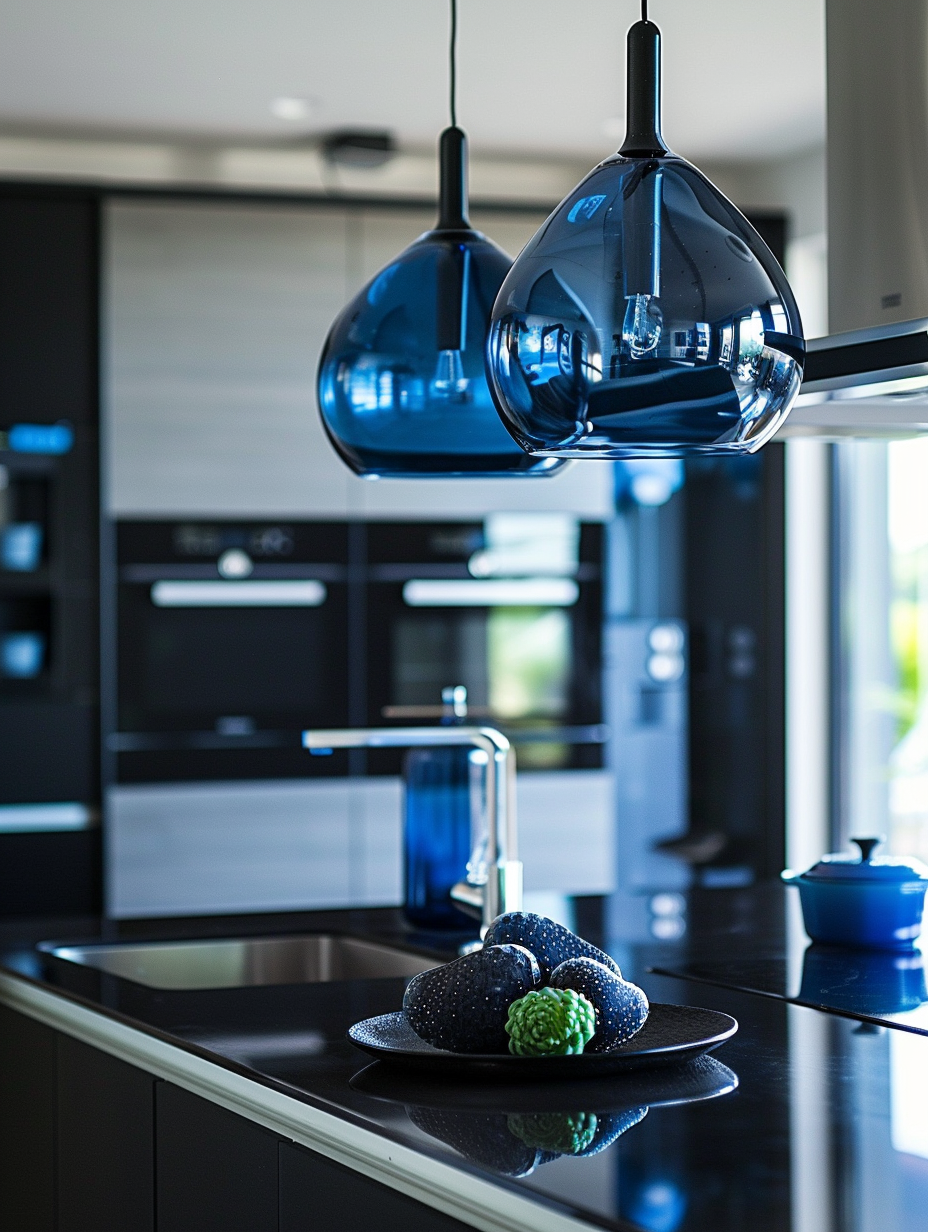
[549,956,649,1052]
[403,944,541,1053]
[483,911,622,982]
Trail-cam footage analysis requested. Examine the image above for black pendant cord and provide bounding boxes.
[450,0,458,129]
[437,0,469,230]
[620,2,669,158]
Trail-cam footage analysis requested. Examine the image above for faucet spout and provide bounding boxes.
[300,726,522,935]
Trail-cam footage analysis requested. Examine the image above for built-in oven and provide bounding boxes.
[105,515,609,921]
[364,517,605,773]
[111,521,352,782]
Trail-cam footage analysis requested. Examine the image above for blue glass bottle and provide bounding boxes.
[486,17,804,458]
[403,686,476,930]
[317,128,564,478]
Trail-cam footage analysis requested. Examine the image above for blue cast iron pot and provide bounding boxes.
[782,837,928,951]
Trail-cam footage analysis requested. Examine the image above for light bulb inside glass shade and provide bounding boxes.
[623,293,663,359]
[317,212,563,477]
[485,24,804,459]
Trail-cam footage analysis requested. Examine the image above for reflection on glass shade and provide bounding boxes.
[486,158,804,458]
[317,228,563,477]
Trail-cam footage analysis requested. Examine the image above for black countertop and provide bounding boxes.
[2,887,928,1231]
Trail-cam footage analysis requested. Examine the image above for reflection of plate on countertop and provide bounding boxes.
[347,1003,737,1078]
[350,1052,739,1113]
[350,1052,738,1178]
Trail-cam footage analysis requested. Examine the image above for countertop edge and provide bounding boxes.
[0,971,596,1232]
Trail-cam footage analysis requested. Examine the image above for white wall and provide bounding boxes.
[703,145,826,243]
[102,197,614,521]
[785,440,831,871]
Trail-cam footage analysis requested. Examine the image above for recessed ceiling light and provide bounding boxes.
[600,115,626,140]
[320,129,396,168]
[270,96,317,121]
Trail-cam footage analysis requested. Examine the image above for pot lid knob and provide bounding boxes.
[851,836,884,863]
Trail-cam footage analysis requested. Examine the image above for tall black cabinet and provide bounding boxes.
[0,189,101,915]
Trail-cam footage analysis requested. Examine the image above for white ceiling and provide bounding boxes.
[0,0,825,163]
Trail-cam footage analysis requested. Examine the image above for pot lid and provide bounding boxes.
[801,837,928,883]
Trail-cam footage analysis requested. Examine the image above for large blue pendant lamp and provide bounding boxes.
[317,1,563,478]
[486,1,805,459]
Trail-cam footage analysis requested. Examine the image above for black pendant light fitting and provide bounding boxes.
[316,0,563,478]
[485,0,806,459]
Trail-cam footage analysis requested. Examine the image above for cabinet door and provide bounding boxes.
[155,1082,279,1231]
[0,194,97,425]
[57,1034,155,1231]
[280,1140,474,1232]
[0,1004,56,1232]
[104,199,352,519]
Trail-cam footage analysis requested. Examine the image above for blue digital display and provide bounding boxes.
[7,422,74,455]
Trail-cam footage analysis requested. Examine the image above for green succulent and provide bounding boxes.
[505,986,595,1057]
[508,1111,598,1155]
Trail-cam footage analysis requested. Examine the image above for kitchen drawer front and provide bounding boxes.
[280,1139,475,1232]
[0,1003,56,1232]
[155,1081,279,1232]
[57,1034,155,1232]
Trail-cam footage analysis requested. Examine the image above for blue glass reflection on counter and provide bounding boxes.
[318,228,563,477]
[621,1171,687,1232]
[799,944,928,1017]
[487,157,804,458]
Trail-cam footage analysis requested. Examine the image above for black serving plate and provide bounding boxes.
[347,1003,737,1078]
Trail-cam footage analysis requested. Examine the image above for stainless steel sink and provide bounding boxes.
[44,933,439,991]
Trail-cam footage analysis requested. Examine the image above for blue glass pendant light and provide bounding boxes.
[486,1,805,458]
[317,2,562,478]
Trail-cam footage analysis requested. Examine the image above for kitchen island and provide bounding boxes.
[1,889,926,1231]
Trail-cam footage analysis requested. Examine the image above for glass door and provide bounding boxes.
[831,438,928,861]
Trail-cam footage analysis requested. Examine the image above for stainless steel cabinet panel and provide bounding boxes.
[106,776,403,919]
[106,770,613,919]
[104,199,353,518]
[104,198,614,521]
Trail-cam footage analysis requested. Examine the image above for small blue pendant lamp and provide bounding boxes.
[486,1,805,459]
[317,1,563,478]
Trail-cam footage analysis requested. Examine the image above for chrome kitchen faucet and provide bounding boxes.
[300,726,523,934]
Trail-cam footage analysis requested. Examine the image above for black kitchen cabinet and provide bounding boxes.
[0,828,101,916]
[0,186,101,916]
[280,1140,473,1232]
[57,1034,155,1231]
[0,1001,485,1232]
[684,445,786,881]
[0,1003,56,1232]
[155,1082,280,1232]
[0,194,97,424]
